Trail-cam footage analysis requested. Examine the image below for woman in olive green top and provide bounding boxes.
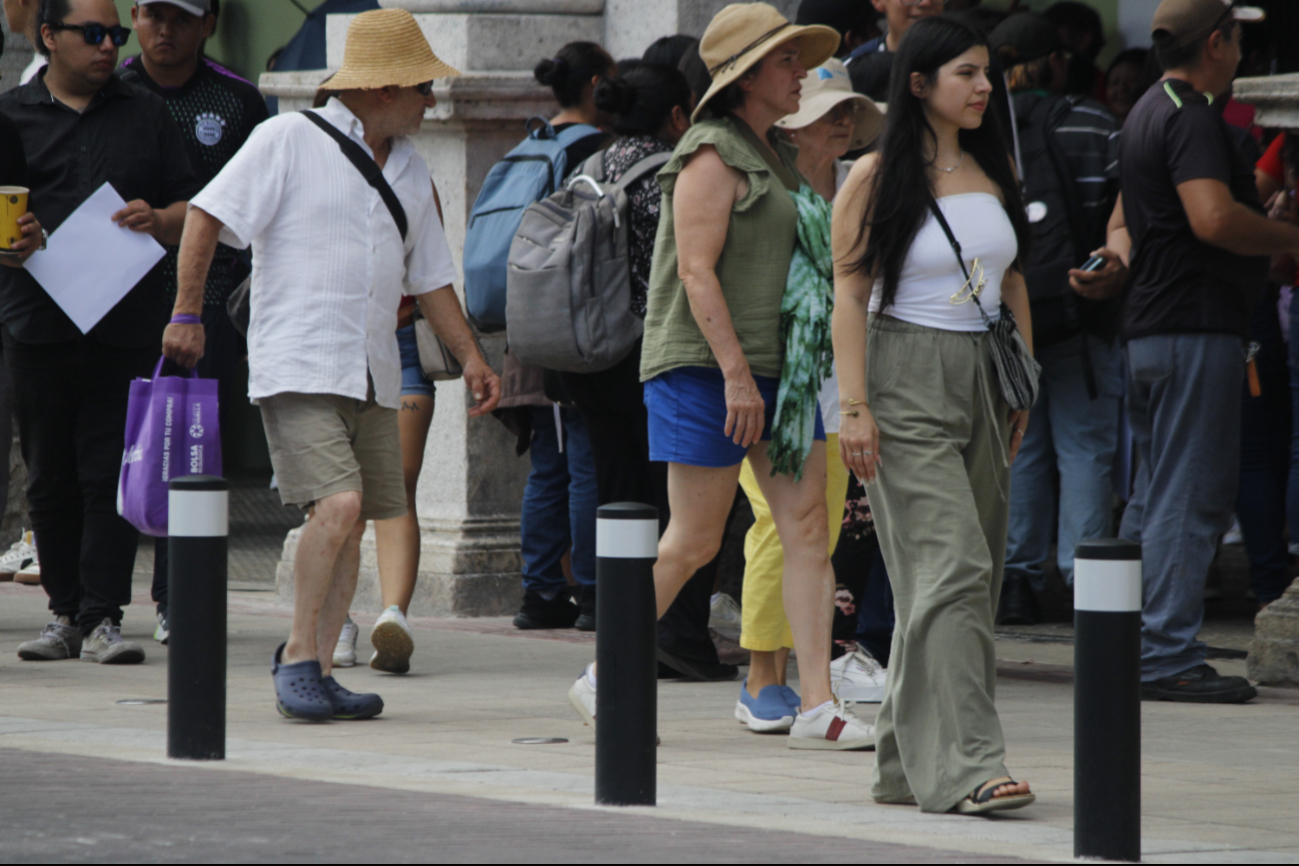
[567,3,874,751]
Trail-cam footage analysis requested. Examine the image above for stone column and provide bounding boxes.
[1235,73,1299,686]
[0,15,35,94]
[603,0,798,59]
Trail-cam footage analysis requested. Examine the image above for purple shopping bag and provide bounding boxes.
[117,357,222,536]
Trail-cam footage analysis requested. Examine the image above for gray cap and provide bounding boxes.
[137,0,212,16]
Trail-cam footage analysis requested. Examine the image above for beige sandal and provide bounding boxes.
[952,779,1035,815]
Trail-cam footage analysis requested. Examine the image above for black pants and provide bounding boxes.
[6,337,156,633]
[563,345,720,665]
[152,305,247,612]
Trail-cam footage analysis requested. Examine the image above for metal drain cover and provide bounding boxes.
[511,737,568,745]
[116,698,167,705]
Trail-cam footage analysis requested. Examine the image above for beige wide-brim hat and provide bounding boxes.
[693,3,841,123]
[319,9,460,94]
[774,58,883,150]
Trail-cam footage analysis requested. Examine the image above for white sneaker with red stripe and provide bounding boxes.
[787,699,875,750]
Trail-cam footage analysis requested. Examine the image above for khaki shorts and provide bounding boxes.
[259,390,407,521]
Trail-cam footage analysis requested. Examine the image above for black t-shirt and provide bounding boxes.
[120,57,269,307]
[1119,78,1269,342]
[0,71,201,347]
[0,112,29,189]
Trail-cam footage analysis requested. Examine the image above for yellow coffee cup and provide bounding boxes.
[0,187,30,251]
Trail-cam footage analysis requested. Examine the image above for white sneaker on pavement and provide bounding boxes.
[709,592,742,630]
[333,617,358,668]
[830,643,887,703]
[788,698,875,750]
[17,616,81,660]
[568,664,597,730]
[80,619,145,664]
[369,606,414,674]
[0,530,36,579]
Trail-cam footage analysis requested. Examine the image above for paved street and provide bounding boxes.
[0,575,1296,863]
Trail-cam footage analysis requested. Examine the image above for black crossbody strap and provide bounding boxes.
[926,196,969,283]
[301,110,408,242]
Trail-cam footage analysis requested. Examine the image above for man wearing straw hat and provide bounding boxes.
[163,9,501,721]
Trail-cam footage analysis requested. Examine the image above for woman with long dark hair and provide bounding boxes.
[831,16,1036,813]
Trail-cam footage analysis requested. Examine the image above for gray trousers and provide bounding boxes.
[1120,333,1243,681]
[865,316,1011,813]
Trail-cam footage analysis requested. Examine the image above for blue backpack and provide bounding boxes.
[463,118,602,332]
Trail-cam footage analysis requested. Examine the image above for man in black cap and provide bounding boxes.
[120,0,268,646]
[1072,0,1299,704]
[991,12,1123,627]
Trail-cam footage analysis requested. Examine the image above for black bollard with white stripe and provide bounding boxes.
[594,502,659,806]
[167,475,229,760]
[1073,538,1142,862]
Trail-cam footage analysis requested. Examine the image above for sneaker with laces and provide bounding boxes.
[154,610,170,645]
[568,664,597,730]
[0,530,35,579]
[17,616,82,660]
[735,680,795,733]
[80,619,145,664]
[332,617,358,668]
[788,699,876,750]
[709,592,742,630]
[831,643,887,703]
[369,606,414,674]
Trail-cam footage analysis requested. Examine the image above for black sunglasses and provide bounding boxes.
[415,81,434,96]
[49,22,132,47]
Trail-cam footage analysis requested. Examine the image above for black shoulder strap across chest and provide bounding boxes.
[301,110,407,241]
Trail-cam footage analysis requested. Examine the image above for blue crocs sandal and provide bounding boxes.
[272,643,333,722]
[321,676,384,720]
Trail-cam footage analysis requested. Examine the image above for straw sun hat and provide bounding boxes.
[319,9,460,94]
[774,58,883,150]
[693,3,841,122]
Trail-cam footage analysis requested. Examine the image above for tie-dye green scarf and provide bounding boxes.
[768,184,834,481]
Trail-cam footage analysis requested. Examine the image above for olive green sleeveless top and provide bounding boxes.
[639,114,801,382]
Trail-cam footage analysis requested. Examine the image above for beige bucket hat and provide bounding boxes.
[774,59,883,150]
[319,9,460,94]
[693,3,841,122]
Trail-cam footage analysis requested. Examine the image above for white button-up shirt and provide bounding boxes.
[192,98,458,409]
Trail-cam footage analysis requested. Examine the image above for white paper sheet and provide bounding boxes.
[25,182,166,334]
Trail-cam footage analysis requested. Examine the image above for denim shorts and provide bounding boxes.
[644,365,824,467]
[396,324,435,399]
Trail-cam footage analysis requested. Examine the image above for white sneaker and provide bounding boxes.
[332,617,358,668]
[80,619,145,665]
[831,644,887,703]
[153,611,170,645]
[709,592,742,630]
[14,561,40,585]
[788,699,875,750]
[369,606,414,674]
[0,530,36,578]
[568,664,597,730]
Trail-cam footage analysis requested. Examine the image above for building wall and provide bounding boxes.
[112,0,311,81]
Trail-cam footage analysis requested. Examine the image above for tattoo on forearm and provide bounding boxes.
[401,401,422,413]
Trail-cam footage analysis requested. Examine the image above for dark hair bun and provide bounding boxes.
[534,57,567,86]
[593,77,637,116]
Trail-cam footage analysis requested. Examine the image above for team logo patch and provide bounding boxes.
[195,112,226,146]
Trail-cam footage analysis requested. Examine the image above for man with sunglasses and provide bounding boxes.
[0,0,199,665]
[119,0,268,647]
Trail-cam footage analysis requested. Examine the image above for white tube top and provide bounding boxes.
[868,192,1018,332]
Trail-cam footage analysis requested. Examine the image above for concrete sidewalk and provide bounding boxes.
[1,579,1296,864]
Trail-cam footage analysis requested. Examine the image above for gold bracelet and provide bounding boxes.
[840,398,866,417]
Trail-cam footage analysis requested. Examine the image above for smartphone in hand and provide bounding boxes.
[1079,254,1107,273]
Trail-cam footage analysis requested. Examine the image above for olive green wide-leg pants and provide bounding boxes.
[864,316,1012,813]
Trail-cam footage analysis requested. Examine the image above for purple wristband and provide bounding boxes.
[170,314,201,325]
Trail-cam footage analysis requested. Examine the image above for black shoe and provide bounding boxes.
[655,646,739,682]
[1141,664,1258,704]
[574,586,596,632]
[997,575,1040,625]
[513,590,579,630]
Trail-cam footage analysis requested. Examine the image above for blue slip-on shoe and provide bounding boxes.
[734,679,796,733]
[272,642,333,722]
[778,685,802,713]
[321,675,384,720]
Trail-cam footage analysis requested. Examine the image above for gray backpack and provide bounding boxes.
[505,149,671,373]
